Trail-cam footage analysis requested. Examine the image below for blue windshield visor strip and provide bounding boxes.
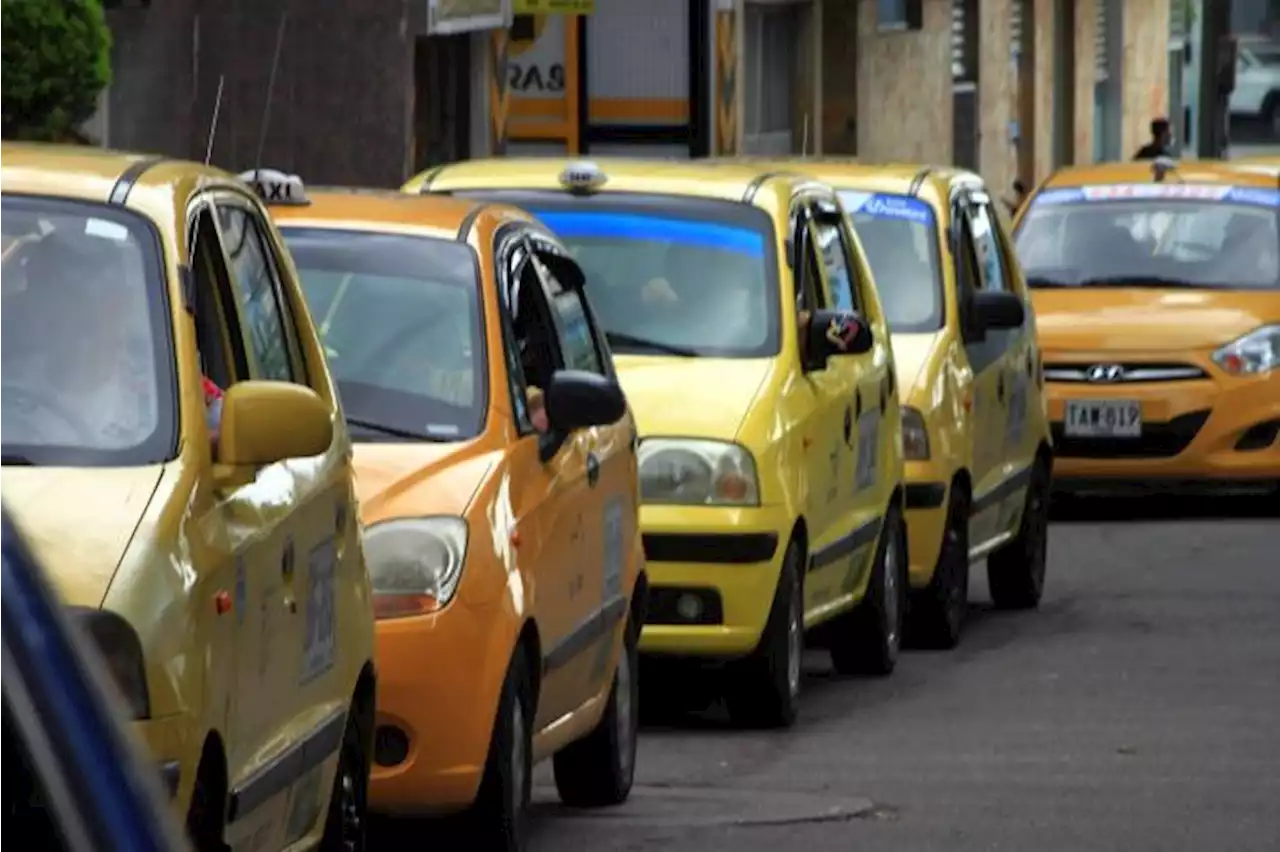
[1031,184,1280,208]
[838,191,934,225]
[531,211,765,257]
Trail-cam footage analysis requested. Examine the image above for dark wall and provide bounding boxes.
[106,0,416,187]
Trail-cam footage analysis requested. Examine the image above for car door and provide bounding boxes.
[967,191,1039,524]
[212,191,348,846]
[810,197,891,594]
[496,231,595,726]
[186,196,291,852]
[793,199,858,615]
[532,234,634,699]
[953,190,1016,548]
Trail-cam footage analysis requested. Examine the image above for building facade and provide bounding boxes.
[93,0,1184,191]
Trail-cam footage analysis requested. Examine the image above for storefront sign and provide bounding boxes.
[512,0,594,13]
[428,0,510,34]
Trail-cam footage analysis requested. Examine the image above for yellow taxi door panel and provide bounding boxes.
[964,196,1032,542]
[538,250,631,701]
[188,199,291,850]
[503,246,594,726]
[794,213,857,614]
[812,204,886,595]
[214,196,347,842]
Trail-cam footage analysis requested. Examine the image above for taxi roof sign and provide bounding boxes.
[239,168,310,205]
[558,161,607,194]
[1151,156,1178,183]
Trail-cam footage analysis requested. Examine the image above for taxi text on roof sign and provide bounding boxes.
[513,0,595,13]
[239,168,310,206]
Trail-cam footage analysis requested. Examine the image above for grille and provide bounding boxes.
[1044,362,1208,384]
[1051,409,1211,459]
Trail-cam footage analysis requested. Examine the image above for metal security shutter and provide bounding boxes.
[1095,0,1108,82]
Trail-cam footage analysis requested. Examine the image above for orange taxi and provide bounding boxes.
[249,173,647,849]
[1013,159,1280,494]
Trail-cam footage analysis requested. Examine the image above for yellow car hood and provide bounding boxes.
[354,441,495,522]
[1031,288,1277,352]
[613,355,773,440]
[888,331,941,400]
[1,466,164,608]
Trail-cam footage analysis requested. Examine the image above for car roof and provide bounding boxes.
[410,156,819,205]
[266,186,500,242]
[707,157,983,206]
[0,142,233,205]
[1042,160,1279,189]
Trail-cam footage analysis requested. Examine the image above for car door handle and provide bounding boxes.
[843,407,853,444]
[586,452,601,487]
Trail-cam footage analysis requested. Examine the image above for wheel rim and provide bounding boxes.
[615,647,635,777]
[338,758,363,852]
[883,527,901,653]
[511,698,527,820]
[787,585,803,699]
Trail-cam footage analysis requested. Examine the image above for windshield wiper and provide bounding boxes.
[1077,275,1194,289]
[1025,276,1075,288]
[605,331,699,357]
[0,453,35,466]
[344,417,443,442]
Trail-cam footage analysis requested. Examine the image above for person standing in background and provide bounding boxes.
[1134,118,1176,159]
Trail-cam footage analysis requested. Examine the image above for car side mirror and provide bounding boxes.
[804,309,874,371]
[973,290,1026,330]
[214,381,333,488]
[538,369,627,462]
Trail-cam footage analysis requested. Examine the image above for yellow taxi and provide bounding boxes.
[1013,159,1280,496]
[0,145,375,851]
[406,158,907,728]
[249,171,645,848]
[733,159,1055,646]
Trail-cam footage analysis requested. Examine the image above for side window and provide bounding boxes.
[536,252,607,376]
[811,214,861,313]
[509,251,564,395]
[188,203,247,388]
[215,202,304,383]
[794,209,829,312]
[966,200,1012,292]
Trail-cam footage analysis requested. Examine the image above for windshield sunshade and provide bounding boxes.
[839,191,945,333]
[1,196,176,467]
[282,228,487,442]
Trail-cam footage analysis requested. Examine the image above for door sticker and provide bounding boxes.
[603,496,625,602]
[854,410,879,491]
[301,540,337,685]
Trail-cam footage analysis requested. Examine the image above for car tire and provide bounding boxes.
[463,646,533,852]
[552,617,639,807]
[185,746,229,852]
[987,460,1051,610]
[828,507,907,676]
[909,483,969,650]
[724,540,803,729]
[319,699,371,852]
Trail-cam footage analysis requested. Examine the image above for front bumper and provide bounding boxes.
[638,504,793,659]
[1047,365,1280,484]
[368,600,511,815]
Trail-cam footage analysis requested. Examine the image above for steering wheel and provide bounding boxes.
[0,384,95,445]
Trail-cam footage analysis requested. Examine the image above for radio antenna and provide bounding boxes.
[254,10,289,184]
[203,74,224,165]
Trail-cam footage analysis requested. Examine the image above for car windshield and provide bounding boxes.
[457,192,780,358]
[1015,186,1280,290]
[838,190,945,332]
[1,196,175,467]
[281,228,486,442]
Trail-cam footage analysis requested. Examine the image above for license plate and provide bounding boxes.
[1064,400,1142,438]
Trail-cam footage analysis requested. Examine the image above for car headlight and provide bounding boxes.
[902,406,930,461]
[72,609,151,720]
[364,517,468,619]
[1213,325,1280,376]
[638,439,760,506]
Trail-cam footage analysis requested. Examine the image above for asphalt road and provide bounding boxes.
[507,493,1279,852]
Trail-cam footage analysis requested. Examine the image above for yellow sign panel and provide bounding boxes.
[513,0,594,13]
[428,0,508,34]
